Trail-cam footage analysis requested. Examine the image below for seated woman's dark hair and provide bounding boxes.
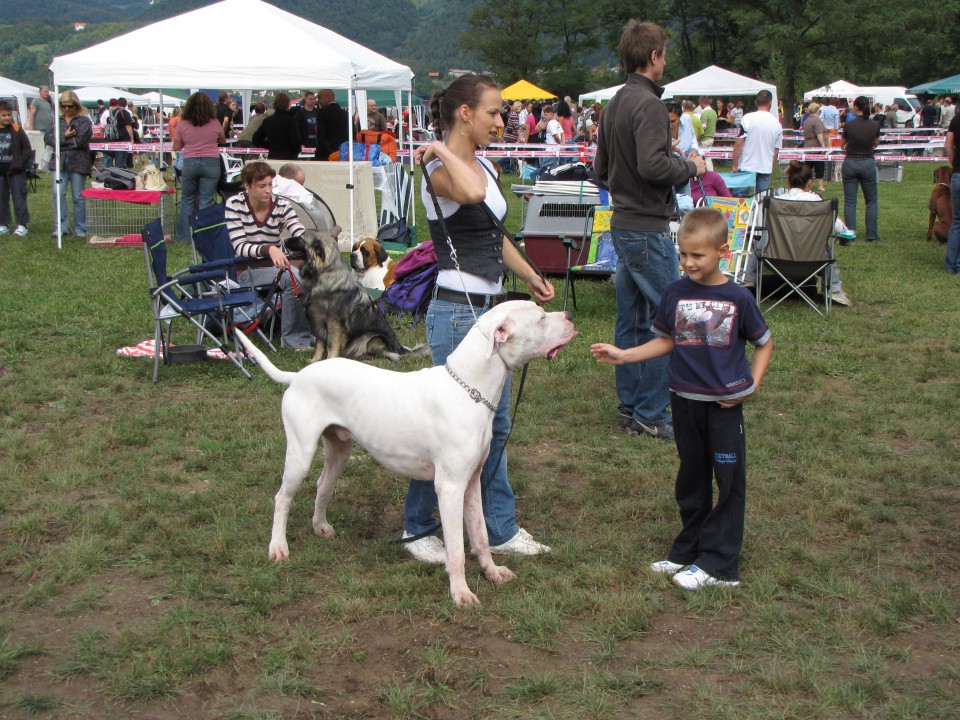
[786,159,814,189]
[241,160,276,187]
[182,92,215,126]
[429,74,499,141]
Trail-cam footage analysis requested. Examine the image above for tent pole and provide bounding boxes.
[53,81,62,250]
[347,86,355,246]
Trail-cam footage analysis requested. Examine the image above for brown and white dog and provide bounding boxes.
[351,238,398,291]
[927,166,952,244]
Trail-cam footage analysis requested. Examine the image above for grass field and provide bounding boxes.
[0,161,958,719]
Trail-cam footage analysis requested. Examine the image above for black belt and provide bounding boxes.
[435,287,508,308]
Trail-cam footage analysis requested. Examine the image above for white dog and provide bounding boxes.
[236,301,577,606]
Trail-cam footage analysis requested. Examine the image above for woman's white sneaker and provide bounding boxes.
[401,532,446,565]
[490,528,551,555]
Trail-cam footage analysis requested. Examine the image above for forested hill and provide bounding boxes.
[0,0,479,90]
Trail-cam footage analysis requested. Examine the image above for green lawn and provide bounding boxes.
[0,162,957,719]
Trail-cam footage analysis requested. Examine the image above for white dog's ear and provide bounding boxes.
[493,317,516,346]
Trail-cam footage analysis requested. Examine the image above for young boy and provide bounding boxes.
[591,208,773,590]
[0,100,32,237]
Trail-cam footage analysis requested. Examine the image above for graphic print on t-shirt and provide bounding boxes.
[675,299,737,347]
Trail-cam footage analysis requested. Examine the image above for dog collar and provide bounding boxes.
[445,364,496,411]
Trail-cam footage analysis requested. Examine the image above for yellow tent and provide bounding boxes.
[500,79,555,101]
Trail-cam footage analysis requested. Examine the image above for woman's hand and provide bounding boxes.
[267,245,290,270]
[526,273,555,304]
[413,140,442,166]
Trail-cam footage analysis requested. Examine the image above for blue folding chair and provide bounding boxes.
[141,218,260,382]
[190,204,280,349]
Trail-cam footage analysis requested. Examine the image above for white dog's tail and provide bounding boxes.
[234,331,297,386]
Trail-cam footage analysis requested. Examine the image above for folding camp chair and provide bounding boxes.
[561,204,616,311]
[189,204,280,349]
[755,197,838,315]
[141,218,259,382]
[278,190,338,236]
[377,164,416,253]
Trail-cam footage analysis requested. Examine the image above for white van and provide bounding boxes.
[857,87,921,127]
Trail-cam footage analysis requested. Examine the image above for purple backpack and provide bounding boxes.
[380,241,437,321]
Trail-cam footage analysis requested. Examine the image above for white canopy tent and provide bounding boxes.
[578,84,623,106]
[803,80,862,101]
[0,75,39,125]
[71,86,150,106]
[663,65,778,120]
[49,0,414,248]
[138,92,184,108]
[580,66,779,119]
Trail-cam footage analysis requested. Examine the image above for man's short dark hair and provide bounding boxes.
[755,90,773,107]
[618,20,669,74]
[0,100,13,113]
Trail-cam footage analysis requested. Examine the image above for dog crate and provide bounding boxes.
[85,189,178,242]
[520,194,602,274]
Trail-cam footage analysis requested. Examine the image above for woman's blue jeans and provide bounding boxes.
[54,171,87,235]
[403,296,519,546]
[841,157,879,241]
[177,156,221,242]
[611,229,679,425]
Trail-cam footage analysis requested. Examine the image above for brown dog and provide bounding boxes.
[350,238,398,291]
[927,166,952,243]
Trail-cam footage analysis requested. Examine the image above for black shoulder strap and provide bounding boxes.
[476,159,545,282]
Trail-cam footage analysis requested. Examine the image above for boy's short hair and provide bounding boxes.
[0,100,13,113]
[679,208,729,248]
[241,160,276,186]
[618,20,669,74]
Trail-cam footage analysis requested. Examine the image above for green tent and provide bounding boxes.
[908,74,960,95]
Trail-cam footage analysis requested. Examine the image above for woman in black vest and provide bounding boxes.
[840,95,882,242]
[400,74,554,564]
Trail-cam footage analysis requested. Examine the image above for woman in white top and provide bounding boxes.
[401,73,555,564]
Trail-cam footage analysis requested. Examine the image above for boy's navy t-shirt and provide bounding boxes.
[653,276,771,402]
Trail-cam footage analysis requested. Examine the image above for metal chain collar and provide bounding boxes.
[444,363,496,411]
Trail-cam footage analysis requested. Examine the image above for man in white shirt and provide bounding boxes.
[731,90,783,194]
[940,97,955,130]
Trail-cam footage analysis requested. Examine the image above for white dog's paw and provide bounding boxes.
[450,587,481,607]
[269,542,290,562]
[312,521,336,539]
[485,564,516,585]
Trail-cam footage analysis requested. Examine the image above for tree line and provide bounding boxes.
[460,0,960,113]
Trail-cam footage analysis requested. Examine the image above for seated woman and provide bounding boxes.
[226,161,314,349]
[743,160,853,306]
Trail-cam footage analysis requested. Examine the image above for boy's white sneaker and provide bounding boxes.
[13,225,27,237]
[672,565,740,590]
[649,559,685,574]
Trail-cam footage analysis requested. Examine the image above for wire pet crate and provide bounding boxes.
[85,191,178,242]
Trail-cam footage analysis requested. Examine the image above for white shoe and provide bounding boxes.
[490,528,551,556]
[0,226,8,235]
[13,225,27,237]
[649,559,685,574]
[830,290,852,307]
[672,565,740,590]
[401,531,445,565]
